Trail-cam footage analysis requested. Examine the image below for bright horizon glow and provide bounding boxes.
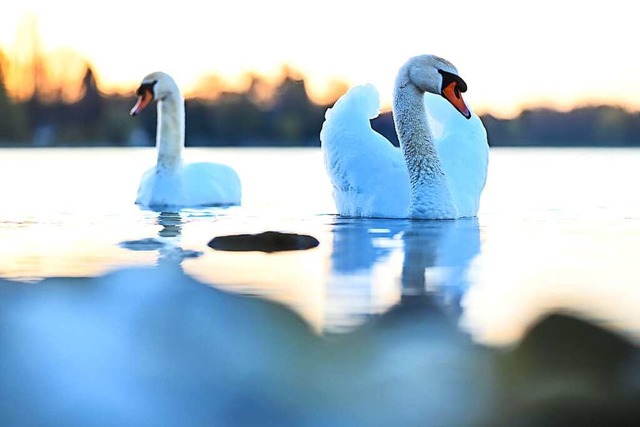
[2,0,640,118]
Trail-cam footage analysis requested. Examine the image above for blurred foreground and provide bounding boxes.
[1,265,639,427]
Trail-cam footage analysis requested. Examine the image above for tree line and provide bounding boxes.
[371,106,640,148]
[2,56,640,147]
[0,56,330,147]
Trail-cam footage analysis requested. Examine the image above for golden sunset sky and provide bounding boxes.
[1,0,639,117]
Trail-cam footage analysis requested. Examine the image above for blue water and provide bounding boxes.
[1,147,640,425]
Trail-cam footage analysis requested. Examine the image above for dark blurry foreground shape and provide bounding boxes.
[486,313,640,427]
[1,266,639,427]
[0,266,491,426]
[208,231,319,253]
[0,267,318,427]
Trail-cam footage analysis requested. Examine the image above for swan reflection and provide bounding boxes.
[400,218,480,308]
[119,211,202,268]
[325,217,481,331]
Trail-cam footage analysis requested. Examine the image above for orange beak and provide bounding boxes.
[130,89,153,116]
[442,81,471,119]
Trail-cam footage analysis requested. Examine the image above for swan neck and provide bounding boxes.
[156,94,184,173]
[393,81,434,151]
[393,78,455,218]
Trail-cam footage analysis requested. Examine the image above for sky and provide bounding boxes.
[1,0,640,117]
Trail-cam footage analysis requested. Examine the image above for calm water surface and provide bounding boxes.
[2,147,640,345]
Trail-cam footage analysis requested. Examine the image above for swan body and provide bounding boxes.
[131,72,241,209]
[320,55,488,219]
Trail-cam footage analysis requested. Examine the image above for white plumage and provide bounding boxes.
[320,55,488,219]
[131,72,241,210]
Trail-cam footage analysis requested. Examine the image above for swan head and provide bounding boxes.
[405,55,471,119]
[130,71,181,116]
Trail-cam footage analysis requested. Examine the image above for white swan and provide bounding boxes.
[130,72,241,209]
[320,55,488,219]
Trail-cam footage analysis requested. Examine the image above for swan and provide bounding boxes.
[320,55,488,219]
[130,72,241,209]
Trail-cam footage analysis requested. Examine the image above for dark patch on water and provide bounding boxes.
[208,231,319,253]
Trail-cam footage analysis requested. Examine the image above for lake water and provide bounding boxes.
[2,147,640,425]
[3,147,640,343]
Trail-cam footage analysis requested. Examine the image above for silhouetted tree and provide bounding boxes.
[76,67,103,125]
[482,106,640,147]
[0,52,28,143]
[268,72,326,145]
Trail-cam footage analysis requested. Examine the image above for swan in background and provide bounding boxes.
[320,55,488,219]
[131,72,241,209]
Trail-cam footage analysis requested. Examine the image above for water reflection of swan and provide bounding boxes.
[119,211,202,268]
[157,211,181,238]
[130,72,242,210]
[401,218,481,307]
[325,217,481,331]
